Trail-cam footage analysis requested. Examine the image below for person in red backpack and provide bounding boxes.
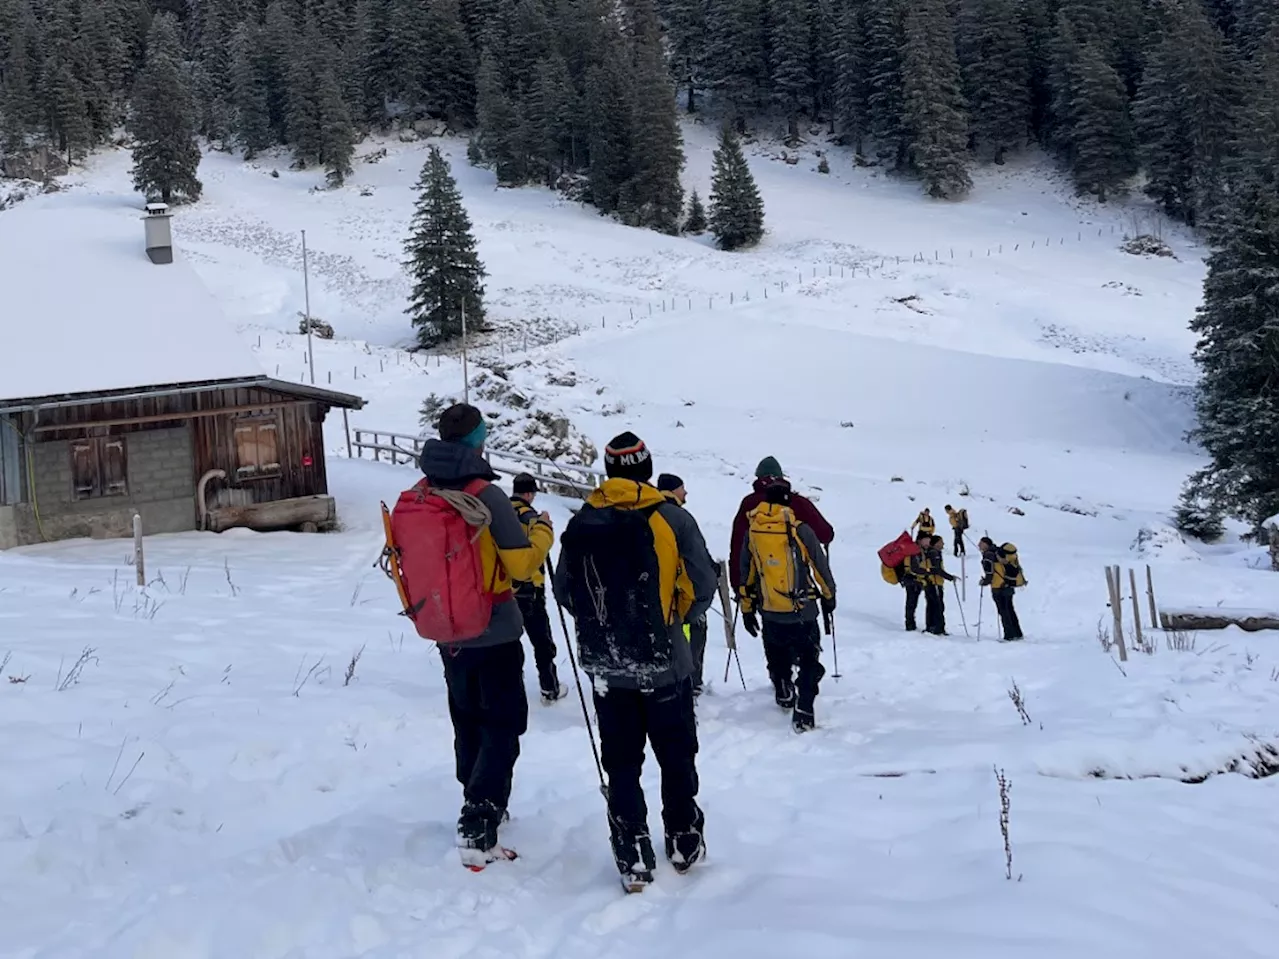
[728,456,834,596]
[417,403,553,867]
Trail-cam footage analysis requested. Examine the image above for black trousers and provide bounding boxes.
[992,587,1023,639]
[904,581,923,629]
[440,641,529,816]
[762,618,825,713]
[924,584,946,634]
[953,527,966,556]
[594,680,700,837]
[515,583,558,692]
[689,615,707,689]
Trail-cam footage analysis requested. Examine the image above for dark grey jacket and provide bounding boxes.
[737,516,836,624]
[419,439,536,649]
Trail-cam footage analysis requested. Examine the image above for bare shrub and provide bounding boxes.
[344,645,365,687]
[1096,617,1114,653]
[56,646,98,691]
[1166,629,1197,653]
[293,655,325,696]
[994,766,1018,880]
[1007,680,1032,725]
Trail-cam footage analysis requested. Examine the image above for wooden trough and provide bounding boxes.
[1159,608,1280,633]
[207,494,337,534]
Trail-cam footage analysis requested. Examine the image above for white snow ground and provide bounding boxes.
[0,123,1276,958]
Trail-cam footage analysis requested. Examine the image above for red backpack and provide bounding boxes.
[378,478,505,643]
[878,531,921,569]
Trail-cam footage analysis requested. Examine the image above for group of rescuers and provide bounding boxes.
[412,402,1027,887]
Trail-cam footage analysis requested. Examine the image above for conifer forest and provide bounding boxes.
[0,0,1274,525]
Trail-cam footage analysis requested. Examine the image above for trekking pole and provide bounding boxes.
[546,562,606,798]
[828,613,841,680]
[976,584,985,642]
[952,579,970,638]
[723,602,746,689]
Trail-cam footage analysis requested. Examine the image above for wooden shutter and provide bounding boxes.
[256,420,280,475]
[234,422,259,478]
[101,438,128,496]
[71,440,99,500]
[234,416,281,479]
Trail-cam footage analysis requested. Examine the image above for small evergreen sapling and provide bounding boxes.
[403,146,487,347]
[683,188,707,233]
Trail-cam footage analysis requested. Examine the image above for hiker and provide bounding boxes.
[657,473,713,696]
[945,504,969,557]
[509,473,565,704]
[738,482,836,733]
[415,404,554,868]
[924,535,958,635]
[553,432,718,890]
[911,507,936,538]
[901,530,933,631]
[729,455,833,597]
[979,537,1026,641]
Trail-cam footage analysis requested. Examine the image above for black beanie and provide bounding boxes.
[438,403,485,446]
[603,431,653,482]
[512,472,538,495]
[656,473,684,492]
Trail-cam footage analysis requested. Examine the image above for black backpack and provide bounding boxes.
[559,504,672,685]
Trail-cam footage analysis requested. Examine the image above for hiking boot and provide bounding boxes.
[664,806,706,874]
[457,801,501,853]
[609,817,656,884]
[792,708,815,733]
[773,676,796,709]
[540,682,568,705]
[905,623,917,632]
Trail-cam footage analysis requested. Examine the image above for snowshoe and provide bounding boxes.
[460,845,518,872]
[791,708,815,734]
[621,868,654,893]
[609,818,656,892]
[773,677,796,710]
[665,808,706,874]
[540,682,568,705]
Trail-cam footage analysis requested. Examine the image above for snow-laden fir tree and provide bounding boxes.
[703,0,768,127]
[658,0,708,112]
[404,146,487,346]
[708,125,764,250]
[901,0,971,198]
[684,188,707,233]
[771,0,813,142]
[620,0,684,234]
[230,22,272,158]
[863,0,908,168]
[129,13,202,203]
[956,0,1029,163]
[833,0,869,154]
[1061,37,1134,201]
[1132,0,1233,228]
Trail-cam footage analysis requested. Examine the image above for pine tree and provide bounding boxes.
[901,0,971,197]
[421,0,476,124]
[957,0,1029,163]
[80,0,127,141]
[0,0,40,151]
[703,0,768,126]
[48,60,91,161]
[621,0,684,234]
[1184,179,1279,527]
[1021,0,1056,143]
[807,0,838,120]
[403,146,487,346]
[584,51,635,214]
[658,0,708,112]
[834,0,869,153]
[684,188,707,233]
[863,0,908,168]
[474,50,527,184]
[229,21,272,157]
[708,125,764,250]
[316,60,356,187]
[192,0,237,147]
[1132,0,1233,227]
[1064,39,1134,201]
[128,13,202,203]
[771,0,813,142]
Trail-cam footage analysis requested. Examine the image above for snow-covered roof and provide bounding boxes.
[0,195,264,405]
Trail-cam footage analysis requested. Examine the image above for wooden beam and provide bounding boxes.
[33,401,310,434]
[1159,610,1280,632]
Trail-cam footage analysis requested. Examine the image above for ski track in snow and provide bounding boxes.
[1,123,1275,957]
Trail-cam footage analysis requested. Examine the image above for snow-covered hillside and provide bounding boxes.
[0,124,1275,958]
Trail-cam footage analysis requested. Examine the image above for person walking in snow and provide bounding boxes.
[911,507,936,538]
[944,504,969,557]
[509,473,565,704]
[978,537,1026,641]
[729,456,834,598]
[901,530,933,631]
[418,404,554,868]
[554,433,718,891]
[924,535,958,635]
[657,473,714,696]
[738,481,837,732]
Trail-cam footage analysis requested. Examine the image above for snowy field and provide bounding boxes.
[0,123,1276,957]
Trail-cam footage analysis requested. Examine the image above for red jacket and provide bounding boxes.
[729,477,835,591]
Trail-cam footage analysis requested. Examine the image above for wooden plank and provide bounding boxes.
[1128,567,1144,651]
[206,494,336,533]
[33,401,312,434]
[1159,611,1280,632]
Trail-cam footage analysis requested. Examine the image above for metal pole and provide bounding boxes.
[302,230,315,385]
[461,299,470,405]
[132,511,145,586]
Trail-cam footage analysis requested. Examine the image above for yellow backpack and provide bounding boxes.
[993,543,1027,588]
[880,562,901,585]
[745,503,816,613]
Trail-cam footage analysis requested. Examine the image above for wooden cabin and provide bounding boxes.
[0,198,364,548]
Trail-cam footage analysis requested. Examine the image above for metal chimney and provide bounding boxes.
[143,202,173,265]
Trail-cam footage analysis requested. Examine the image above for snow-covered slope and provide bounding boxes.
[0,124,1275,958]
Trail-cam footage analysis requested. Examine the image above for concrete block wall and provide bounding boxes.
[16,425,197,544]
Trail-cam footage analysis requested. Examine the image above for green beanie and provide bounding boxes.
[755,456,783,479]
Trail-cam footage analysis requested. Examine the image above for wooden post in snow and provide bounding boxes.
[133,512,145,587]
[342,409,352,458]
[1104,566,1127,661]
[1145,565,1159,631]
[1128,567,1144,651]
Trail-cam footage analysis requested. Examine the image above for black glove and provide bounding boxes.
[979,576,992,587]
[742,610,759,638]
[820,595,836,616]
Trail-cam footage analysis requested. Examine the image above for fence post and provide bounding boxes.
[1145,565,1159,630]
[133,511,145,587]
[1128,568,1144,651]
[344,413,353,458]
[1105,565,1128,661]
